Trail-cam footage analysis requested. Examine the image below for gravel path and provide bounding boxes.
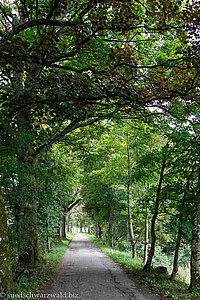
[43,234,162,300]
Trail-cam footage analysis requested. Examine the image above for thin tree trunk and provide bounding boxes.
[143,158,166,271]
[95,223,101,238]
[126,136,135,258]
[170,226,182,281]
[46,218,51,252]
[171,166,195,281]
[108,206,114,247]
[109,224,114,248]
[170,178,190,281]
[66,212,71,233]
[0,194,12,292]
[95,224,98,238]
[98,223,102,239]
[127,183,135,258]
[132,226,145,259]
[138,188,149,264]
[143,216,149,264]
[190,166,200,289]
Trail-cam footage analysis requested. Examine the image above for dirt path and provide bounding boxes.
[43,234,163,300]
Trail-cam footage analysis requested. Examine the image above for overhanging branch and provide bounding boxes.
[46,0,61,21]
[34,107,118,159]
[67,198,82,213]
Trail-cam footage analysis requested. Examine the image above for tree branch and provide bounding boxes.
[46,0,61,21]
[67,198,82,212]
[0,4,13,26]
[50,64,97,73]
[4,18,78,38]
[34,108,118,159]
[77,0,101,21]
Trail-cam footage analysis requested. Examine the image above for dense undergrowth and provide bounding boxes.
[6,234,75,300]
[88,234,200,300]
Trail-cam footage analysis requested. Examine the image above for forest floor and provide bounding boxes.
[42,233,163,300]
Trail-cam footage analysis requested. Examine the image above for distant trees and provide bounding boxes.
[79,115,200,289]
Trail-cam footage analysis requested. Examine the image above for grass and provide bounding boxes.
[7,233,75,299]
[87,234,200,300]
[87,234,143,270]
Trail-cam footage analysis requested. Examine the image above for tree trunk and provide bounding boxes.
[95,223,102,239]
[94,224,98,238]
[143,158,166,271]
[66,212,71,233]
[132,244,137,258]
[190,166,200,289]
[143,216,149,264]
[0,194,12,292]
[14,63,42,267]
[108,209,114,247]
[170,226,182,281]
[109,225,114,248]
[132,226,145,259]
[138,188,149,265]
[98,224,102,239]
[61,215,66,239]
[126,136,135,258]
[127,183,135,256]
[17,155,39,267]
[170,176,190,281]
[46,219,51,252]
[60,205,67,239]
